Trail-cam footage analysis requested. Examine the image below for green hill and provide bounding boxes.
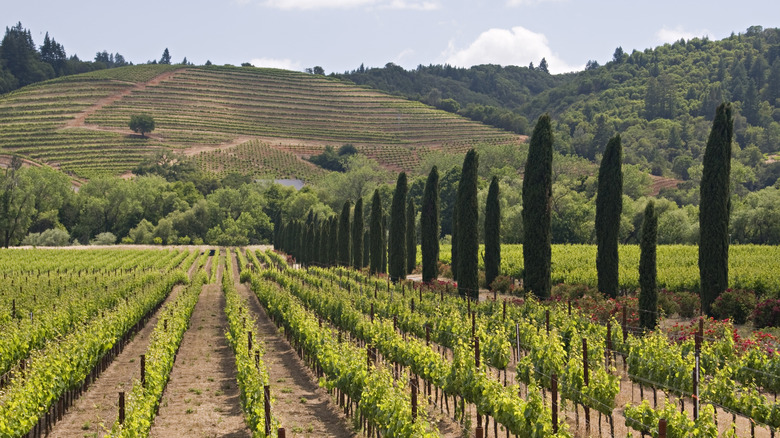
[0,64,523,180]
[340,26,780,191]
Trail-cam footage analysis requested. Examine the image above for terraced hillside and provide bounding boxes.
[0,65,524,180]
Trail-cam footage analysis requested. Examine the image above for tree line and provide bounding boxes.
[275,103,734,326]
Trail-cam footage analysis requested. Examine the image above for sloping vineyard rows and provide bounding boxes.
[195,140,325,181]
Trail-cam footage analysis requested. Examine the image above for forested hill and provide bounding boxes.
[338,26,780,191]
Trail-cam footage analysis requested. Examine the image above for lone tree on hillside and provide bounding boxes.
[420,166,440,283]
[596,135,623,298]
[523,114,553,299]
[699,103,733,315]
[129,114,155,138]
[457,149,479,300]
[484,176,501,290]
[639,200,658,330]
[160,48,171,65]
[389,172,408,282]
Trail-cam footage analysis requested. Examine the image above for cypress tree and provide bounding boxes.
[699,103,733,315]
[311,222,320,266]
[319,221,329,265]
[457,149,479,300]
[338,201,351,266]
[406,198,416,274]
[484,176,501,290]
[389,172,408,282]
[523,114,553,299]
[329,217,339,266]
[421,166,440,283]
[639,200,658,330]
[596,135,623,298]
[370,190,384,274]
[451,194,459,281]
[363,230,370,267]
[352,198,364,269]
[381,216,387,274]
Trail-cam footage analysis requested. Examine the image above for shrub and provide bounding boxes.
[710,289,757,325]
[153,237,163,245]
[752,299,780,328]
[676,292,700,318]
[22,228,70,246]
[657,289,680,317]
[490,275,513,294]
[90,232,117,245]
[178,236,192,245]
[121,236,134,244]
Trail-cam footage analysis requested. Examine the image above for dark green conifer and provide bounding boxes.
[381,216,387,274]
[389,172,408,282]
[363,230,370,267]
[457,149,479,300]
[421,166,440,283]
[370,190,384,274]
[406,198,416,274]
[352,198,364,269]
[338,201,351,266]
[596,135,623,298]
[522,114,553,299]
[319,221,329,264]
[329,217,338,266]
[699,103,733,315]
[484,176,501,290]
[639,200,658,330]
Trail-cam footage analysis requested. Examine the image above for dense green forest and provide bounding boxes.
[339,26,780,192]
[0,22,185,94]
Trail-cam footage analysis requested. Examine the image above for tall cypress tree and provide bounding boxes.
[457,149,479,300]
[451,194,459,282]
[363,230,370,267]
[319,221,329,265]
[596,135,623,298]
[352,198,364,269]
[523,114,553,299]
[338,201,351,266]
[370,190,384,274]
[421,166,440,283]
[406,198,416,274]
[639,200,658,330]
[484,176,501,290]
[389,172,408,282]
[699,103,733,315]
[329,216,339,266]
[381,216,387,274]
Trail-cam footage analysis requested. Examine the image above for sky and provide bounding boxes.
[5,0,780,75]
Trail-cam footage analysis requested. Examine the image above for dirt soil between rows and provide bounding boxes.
[149,260,251,438]
[231,251,355,438]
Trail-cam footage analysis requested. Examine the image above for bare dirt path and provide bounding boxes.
[50,252,198,438]
[148,259,251,438]
[230,251,355,438]
[65,70,183,130]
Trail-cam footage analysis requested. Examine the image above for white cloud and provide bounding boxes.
[263,0,375,9]
[262,0,438,10]
[444,26,581,74]
[506,0,565,6]
[656,26,709,44]
[250,57,302,71]
[384,0,440,10]
[394,48,415,64]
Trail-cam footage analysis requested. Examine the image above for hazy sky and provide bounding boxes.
[6,0,780,74]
